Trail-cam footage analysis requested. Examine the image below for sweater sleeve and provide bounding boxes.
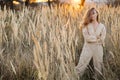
[82,28,98,43]
[99,25,106,46]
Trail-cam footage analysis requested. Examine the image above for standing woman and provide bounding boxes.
[75,7,106,77]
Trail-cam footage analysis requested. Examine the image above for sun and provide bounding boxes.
[73,0,81,4]
[71,0,85,9]
[71,0,85,7]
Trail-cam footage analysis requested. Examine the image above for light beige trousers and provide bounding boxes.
[75,43,103,76]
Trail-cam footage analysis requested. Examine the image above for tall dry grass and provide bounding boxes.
[0,4,120,80]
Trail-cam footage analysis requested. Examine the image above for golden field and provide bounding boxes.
[0,4,120,80]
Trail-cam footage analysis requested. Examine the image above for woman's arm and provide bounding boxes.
[82,28,98,43]
[97,26,106,46]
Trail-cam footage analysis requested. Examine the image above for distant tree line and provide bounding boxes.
[107,0,120,6]
[0,0,55,10]
[0,0,86,10]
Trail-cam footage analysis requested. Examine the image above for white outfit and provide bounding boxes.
[75,23,106,76]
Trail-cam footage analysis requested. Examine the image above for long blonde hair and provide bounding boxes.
[82,8,99,28]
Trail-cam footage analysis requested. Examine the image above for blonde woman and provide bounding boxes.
[75,7,106,77]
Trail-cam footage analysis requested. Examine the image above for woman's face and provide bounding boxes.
[90,9,98,21]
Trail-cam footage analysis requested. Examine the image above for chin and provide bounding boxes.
[92,19,96,21]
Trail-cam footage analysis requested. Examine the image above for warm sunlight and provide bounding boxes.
[13,0,26,5]
[1,0,120,80]
[13,1,20,5]
[71,0,84,9]
[29,0,52,3]
[73,0,81,4]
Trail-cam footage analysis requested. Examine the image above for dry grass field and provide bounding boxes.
[0,4,120,80]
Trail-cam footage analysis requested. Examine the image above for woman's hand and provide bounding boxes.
[97,35,101,40]
[96,35,104,44]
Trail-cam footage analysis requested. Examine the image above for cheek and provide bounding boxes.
[92,15,97,19]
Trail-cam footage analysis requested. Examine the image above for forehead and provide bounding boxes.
[92,9,97,12]
[90,9,97,14]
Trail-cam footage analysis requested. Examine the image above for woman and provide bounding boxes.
[75,7,106,77]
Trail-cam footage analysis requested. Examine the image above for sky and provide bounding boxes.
[59,0,108,4]
[86,0,108,3]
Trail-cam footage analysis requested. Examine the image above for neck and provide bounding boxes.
[92,20,98,24]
